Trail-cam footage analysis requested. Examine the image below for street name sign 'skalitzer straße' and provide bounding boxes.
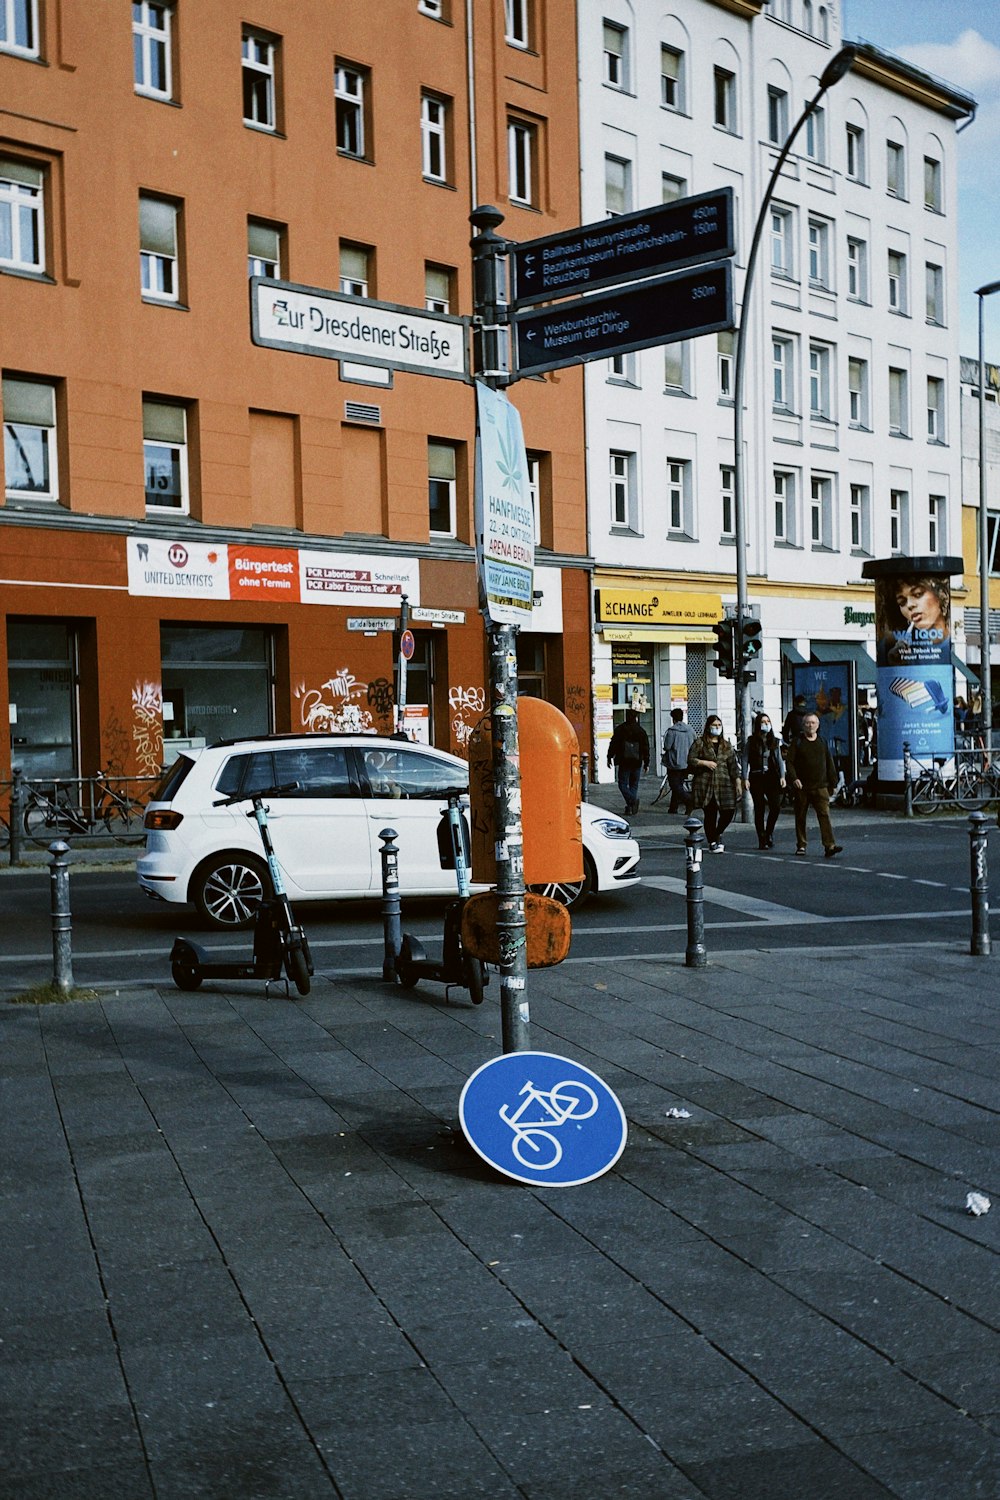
[510,188,734,307]
[513,260,733,378]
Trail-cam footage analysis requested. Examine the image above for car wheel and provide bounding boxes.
[529,852,595,913]
[193,853,269,929]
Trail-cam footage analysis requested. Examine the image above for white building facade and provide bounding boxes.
[578,0,974,776]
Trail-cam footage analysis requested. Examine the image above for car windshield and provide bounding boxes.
[358,745,467,800]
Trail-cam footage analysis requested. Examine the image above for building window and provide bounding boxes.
[418,0,443,16]
[3,375,57,499]
[805,103,826,163]
[928,493,945,553]
[772,336,794,411]
[770,206,793,277]
[774,469,794,542]
[846,123,866,183]
[421,93,448,182]
[720,464,735,539]
[662,172,686,204]
[666,458,691,535]
[848,357,869,429]
[139,194,180,302]
[850,483,871,553]
[809,345,831,420]
[810,474,833,548]
[887,250,907,314]
[984,514,1000,575]
[424,263,453,313]
[340,243,370,297]
[242,29,277,132]
[889,488,909,553]
[603,22,628,89]
[889,367,909,436]
[887,139,906,198]
[924,155,942,212]
[661,46,684,111]
[0,158,44,274]
[335,62,366,158]
[803,0,814,32]
[767,86,788,146]
[428,440,457,537]
[607,351,635,383]
[605,154,631,218]
[927,376,945,442]
[0,0,37,57]
[718,331,734,399]
[133,2,173,100]
[846,236,867,301]
[926,262,944,325]
[714,67,736,132]
[143,399,188,512]
[664,342,689,394]
[508,118,537,207]
[505,0,529,49]
[807,218,830,288]
[525,450,544,546]
[610,450,635,528]
[247,220,282,278]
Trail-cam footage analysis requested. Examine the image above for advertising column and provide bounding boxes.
[862,556,963,782]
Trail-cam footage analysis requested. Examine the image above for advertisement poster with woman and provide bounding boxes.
[864,557,960,780]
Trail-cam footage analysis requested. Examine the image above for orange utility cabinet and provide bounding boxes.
[469,698,583,885]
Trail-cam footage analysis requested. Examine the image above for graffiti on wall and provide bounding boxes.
[132,681,164,775]
[101,709,131,778]
[295,669,377,733]
[449,684,486,750]
[366,676,395,730]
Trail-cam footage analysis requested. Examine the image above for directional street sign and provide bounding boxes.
[511,189,733,307]
[513,260,733,377]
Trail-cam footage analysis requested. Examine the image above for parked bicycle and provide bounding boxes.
[23,772,148,847]
[910,755,985,815]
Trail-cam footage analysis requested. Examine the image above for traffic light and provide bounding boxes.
[741,619,763,672]
[712,619,735,679]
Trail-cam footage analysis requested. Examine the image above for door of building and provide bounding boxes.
[7,618,79,778]
[611,643,654,750]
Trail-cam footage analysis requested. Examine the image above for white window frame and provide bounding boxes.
[339,244,369,298]
[666,457,691,536]
[850,483,871,553]
[0,158,44,274]
[887,139,906,199]
[605,154,631,218]
[927,376,945,442]
[603,21,628,90]
[714,66,737,133]
[421,93,448,182]
[805,103,826,163]
[143,399,189,514]
[662,172,686,204]
[889,367,909,437]
[848,357,869,428]
[720,464,735,540]
[335,63,365,158]
[770,206,793,277]
[428,440,457,538]
[242,30,277,132]
[526,451,543,546]
[926,262,944,325]
[809,343,831,420]
[133,2,173,100]
[139,194,179,303]
[424,263,451,314]
[846,236,867,301]
[610,450,635,529]
[660,46,684,112]
[772,336,794,411]
[418,0,443,17]
[664,341,689,394]
[846,123,866,183]
[508,119,535,207]
[773,469,794,543]
[810,474,833,549]
[767,86,788,146]
[247,220,281,279]
[3,376,57,500]
[888,250,906,314]
[808,217,830,288]
[718,331,734,399]
[505,0,529,49]
[0,0,38,58]
[889,487,910,553]
[924,155,942,212]
[928,493,945,553]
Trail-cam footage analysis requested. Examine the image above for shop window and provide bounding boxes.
[7,618,78,779]
[161,625,273,745]
[517,636,547,699]
[3,374,58,500]
[143,398,189,511]
[133,2,174,100]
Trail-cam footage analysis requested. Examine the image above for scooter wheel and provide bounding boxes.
[396,935,422,991]
[171,961,202,992]
[464,953,486,1006]
[287,943,311,997]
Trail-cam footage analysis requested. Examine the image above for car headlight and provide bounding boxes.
[593,817,632,839]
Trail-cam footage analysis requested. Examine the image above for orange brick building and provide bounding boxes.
[0,0,589,783]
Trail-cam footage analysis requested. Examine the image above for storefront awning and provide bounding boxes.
[810,640,877,685]
[602,628,717,644]
[953,652,981,684]
[780,641,807,664]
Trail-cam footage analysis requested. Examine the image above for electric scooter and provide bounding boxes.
[170,782,314,997]
[396,795,488,1004]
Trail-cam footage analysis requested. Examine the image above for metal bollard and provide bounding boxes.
[902,741,913,818]
[684,816,707,968]
[580,752,589,802]
[9,765,24,865]
[49,840,75,995]
[968,812,991,957]
[379,827,402,981]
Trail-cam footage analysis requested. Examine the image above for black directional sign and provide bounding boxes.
[511,188,734,308]
[513,261,733,377]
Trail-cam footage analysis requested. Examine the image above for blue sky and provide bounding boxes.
[843,0,1000,356]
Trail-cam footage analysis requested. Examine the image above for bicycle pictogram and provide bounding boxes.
[498,1078,599,1170]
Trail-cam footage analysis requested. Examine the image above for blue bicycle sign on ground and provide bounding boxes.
[459,1051,628,1187]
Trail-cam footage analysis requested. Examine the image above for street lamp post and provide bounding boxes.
[732,46,857,802]
[977,280,1000,749]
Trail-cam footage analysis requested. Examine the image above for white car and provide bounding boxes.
[137,733,641,928]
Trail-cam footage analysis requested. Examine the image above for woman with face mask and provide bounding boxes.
[746,711,785,850]
[687,714,741,852]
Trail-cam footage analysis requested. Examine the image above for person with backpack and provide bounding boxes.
[607,709,650,816]
[781,694,808,750]
[660,707,695,814]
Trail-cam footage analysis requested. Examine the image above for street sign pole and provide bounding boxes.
[470,205,530,1055]
[394,594,410,738]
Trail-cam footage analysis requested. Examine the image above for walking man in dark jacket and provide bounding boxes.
[785,713,842,858]
[607,709,649,816]
[661,708,695,813]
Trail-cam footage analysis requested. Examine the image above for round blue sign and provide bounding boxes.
[459,1051,628,1187]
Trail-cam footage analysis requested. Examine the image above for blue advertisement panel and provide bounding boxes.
[867,561,957,780]
[790,663,855,779]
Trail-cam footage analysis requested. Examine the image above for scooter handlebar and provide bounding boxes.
[212,781,301,808]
